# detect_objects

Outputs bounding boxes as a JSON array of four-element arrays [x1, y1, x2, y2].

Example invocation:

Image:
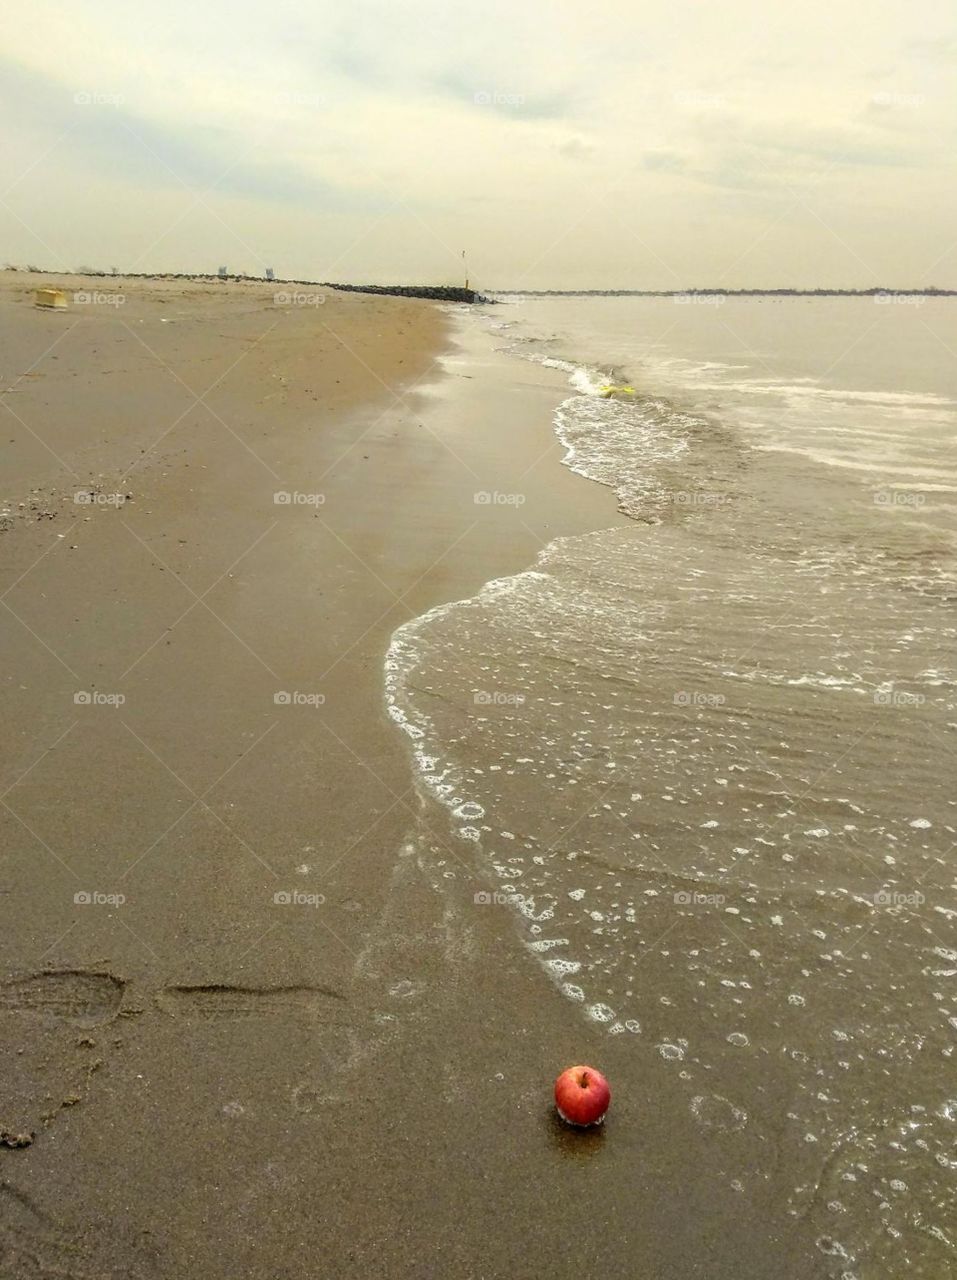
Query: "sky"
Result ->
[[1, 0, 955, 289]]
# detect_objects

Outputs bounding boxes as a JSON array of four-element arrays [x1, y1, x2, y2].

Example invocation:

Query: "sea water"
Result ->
[[386, 296, 957, 1273]]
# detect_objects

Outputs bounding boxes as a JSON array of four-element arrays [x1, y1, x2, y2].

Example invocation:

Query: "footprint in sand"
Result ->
[[0, 970, 128, 1145], [0, 969, 125, 1028], [0, 1179, 163, 1278], [154, 982, 343, 1020]]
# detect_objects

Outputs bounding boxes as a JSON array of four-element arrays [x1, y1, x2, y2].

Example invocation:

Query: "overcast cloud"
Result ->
[[1, 0, 954, 287]]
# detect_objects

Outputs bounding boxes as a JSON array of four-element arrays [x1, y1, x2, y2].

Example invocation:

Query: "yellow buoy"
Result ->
[[35, 288, 68, 311], [599, 384, 636, 399]]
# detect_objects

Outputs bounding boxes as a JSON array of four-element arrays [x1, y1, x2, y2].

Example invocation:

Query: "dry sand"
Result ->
[[0, 272, 824, 1278]]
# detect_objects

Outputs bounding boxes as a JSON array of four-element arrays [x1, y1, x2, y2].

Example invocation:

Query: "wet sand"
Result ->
[[0, 273, 828, 1277]]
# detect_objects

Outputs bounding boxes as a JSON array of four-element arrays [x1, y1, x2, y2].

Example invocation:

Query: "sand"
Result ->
[[0, 272, 825, 1277]]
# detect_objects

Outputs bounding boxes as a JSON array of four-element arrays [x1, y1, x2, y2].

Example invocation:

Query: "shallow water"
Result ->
[[387, 298, 957, 1275]]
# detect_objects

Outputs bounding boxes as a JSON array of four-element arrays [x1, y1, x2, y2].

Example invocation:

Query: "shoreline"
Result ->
[[10, 265, 952, 299], [1, 278, 853, 1276], [0, 275, 653, 1277], [3, 275, 907, 1276], [6, 265, 485, 304], [380, 299, 957, 1279]]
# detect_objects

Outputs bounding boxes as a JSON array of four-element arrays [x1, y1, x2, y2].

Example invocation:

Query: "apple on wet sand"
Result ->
[[554, 1064, 611, 1127]]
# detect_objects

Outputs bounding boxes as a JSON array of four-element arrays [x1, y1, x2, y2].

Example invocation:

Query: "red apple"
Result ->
[[554, 1064, 611, 1127]]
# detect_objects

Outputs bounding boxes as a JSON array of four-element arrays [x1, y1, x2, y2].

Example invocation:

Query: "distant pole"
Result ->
[[462, 249, 468, 291]]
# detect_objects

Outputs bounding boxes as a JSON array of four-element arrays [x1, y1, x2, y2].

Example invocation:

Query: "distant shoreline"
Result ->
[[1, 266, 483, 304], [4, 267, 952, 300], [490, 287, 956, 297]]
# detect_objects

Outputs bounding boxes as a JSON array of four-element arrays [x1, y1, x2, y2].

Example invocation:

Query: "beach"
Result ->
[[2, 274, 953, 1278], [0, 273, 703, 1279]]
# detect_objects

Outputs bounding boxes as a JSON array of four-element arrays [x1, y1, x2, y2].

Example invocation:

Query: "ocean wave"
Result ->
[[384, 301, 957, 1267]]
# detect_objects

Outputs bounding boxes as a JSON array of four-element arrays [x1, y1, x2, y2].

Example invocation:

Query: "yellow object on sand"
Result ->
[[599, 384, 635, 398], [35, 288, 68, 310]]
